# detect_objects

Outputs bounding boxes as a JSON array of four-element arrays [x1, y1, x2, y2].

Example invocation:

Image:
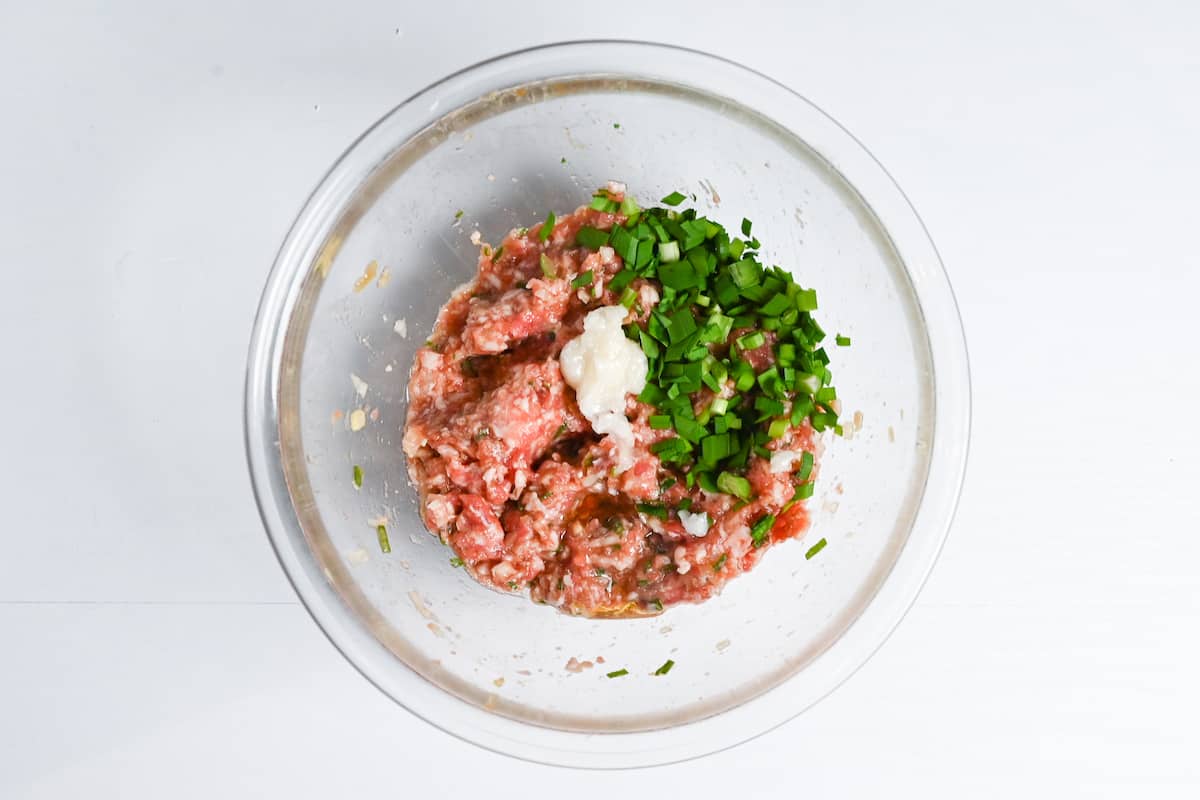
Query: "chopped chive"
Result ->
[[571, 270, 595, 288], [636, 502, 669, 519], [660, 191, 687, 206], [651, 598, 664, 611], [620, 195, 641, 216], [575, 226, 610, 250], [716, 472, 752, 500], [798, 450, 814, 481], [712, 553, 727, 571], [352, 465, 363, 488], [654, 659, 675, 676], [449, 556, 464, 567], [539, 211, 556, 242], [836, 334, 851, 346], [659, 240, 681, 262], [620, 286, 638, 308], [376, 524, 391, 554], [540, 253, 555, 278], [454, 209, 463, 219], [750, 513, 776, 547], [805, 537, 827, 559], [606, 668, 629, 678], [736, 331, 765, 351]]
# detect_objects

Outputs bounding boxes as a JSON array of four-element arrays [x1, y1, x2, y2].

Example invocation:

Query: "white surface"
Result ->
[[1, 0, 1197, 796]]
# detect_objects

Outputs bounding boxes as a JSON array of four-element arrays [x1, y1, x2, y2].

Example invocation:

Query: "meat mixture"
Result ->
[[403, 186, 824, 617]]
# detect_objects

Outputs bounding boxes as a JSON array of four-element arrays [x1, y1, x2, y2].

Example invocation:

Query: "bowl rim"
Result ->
[[245, 38, 971, 769]]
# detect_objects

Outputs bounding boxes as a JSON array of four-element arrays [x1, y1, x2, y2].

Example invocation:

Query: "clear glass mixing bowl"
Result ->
[[245, 40, 970, 768]]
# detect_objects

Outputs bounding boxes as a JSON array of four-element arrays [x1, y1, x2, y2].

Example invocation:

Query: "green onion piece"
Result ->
[[796, 481, 815, 500], [836, 334, 851, 346], [649, 415, 672, 430], [794, 288, 818, 311], [620, 195, 641, 215], [798, 450, 814, 481], [815, 387, 837, 404], [571, 270, 595, 288], [750, 513, 776, 547], [654, 659, 675, 676], [636, 502, 669, 519], [659, 240, 681, 262], [712, 553, 727, 571], [673, 416, 707, 444], [575, 226, 610, 250], [710, 397, 730, 415], [760, 293, 792, 317], [794, 372, 821, 395], [620, 286, 638, 308], [716, 472, 752, 500], [661, 190, 687, 206], [736, 331, 765, 351], [607, 668, 629, 678], [767, 418, 789, 439], [651, 599, 664, 612], [376, 524, 391, 554], [454, 209, 464, 219], [729, 259, 761, 288], [540, 253, 555, 278], [741, 218, 752, 236], [608, 268, 636, 292], [352, 465, 363, 488], [450, 556, 464, 567], [539, 211, 556, 242], [805, 537, 827, 559]]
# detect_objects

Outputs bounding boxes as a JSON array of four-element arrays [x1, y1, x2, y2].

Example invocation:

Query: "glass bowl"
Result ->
[[245, 40, 970, 768]]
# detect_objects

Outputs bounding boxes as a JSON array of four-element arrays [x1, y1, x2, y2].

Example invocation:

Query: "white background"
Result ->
[[2, 1, 1197, 796]]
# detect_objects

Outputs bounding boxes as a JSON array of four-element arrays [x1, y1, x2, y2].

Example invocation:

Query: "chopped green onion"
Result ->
[[654, 659, 675, 676], [659, 240, 681, 262], [716, 472, 752, 500], [539, 211, 556, 242], [376, 524, 391, 554], [736, 331, 765, 351], [352, 465, 363, 488], [620, 195, 641, 216], [540, 253, 555, 278], [750, 513, 776, 547], [606, 668, 629, 678], [571, 270, 595, 288], [661, 190, 687, 206], [620, 286, 638, 308], [575, 226, 609, 250], [805, 537, 827, 559], [712, 553, 727, 571], [649, 415, 672, 430], [836, 334, 851, 346], [454, 209, 463, 219], [798, 450, 814, 481], [741, 218, 752, 236], [450, 556, 464, 567], [636, 502, 669, 519]]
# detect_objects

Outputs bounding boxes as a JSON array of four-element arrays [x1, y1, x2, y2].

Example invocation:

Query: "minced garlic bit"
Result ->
[[678, 509, 710, 537], [349, 408, 367, 431], [350, 373, 368, 398], [559, 306, 648, 473], [393, 317, 407, 337], [469, 230, 482, 246], [353, 260, 378, 292]]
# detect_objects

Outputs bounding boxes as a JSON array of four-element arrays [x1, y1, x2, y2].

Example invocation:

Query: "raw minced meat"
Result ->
[[403, 191, 818, 617]]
